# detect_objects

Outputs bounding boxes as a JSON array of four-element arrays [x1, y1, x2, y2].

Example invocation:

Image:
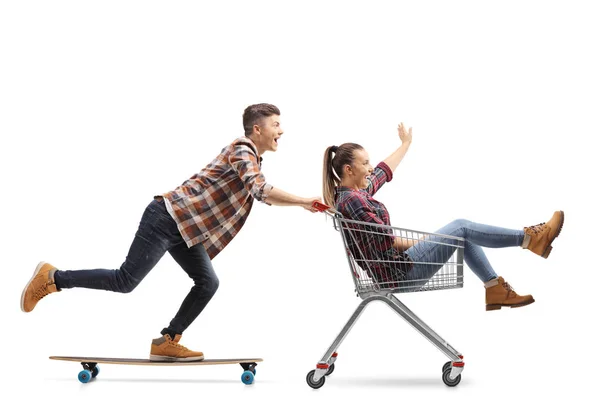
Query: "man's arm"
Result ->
[[229, 143, 320, 211], [265, 187, 320, 211], [392, 236, 418, 251]]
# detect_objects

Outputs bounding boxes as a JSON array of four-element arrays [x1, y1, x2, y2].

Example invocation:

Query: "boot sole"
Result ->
[[20, 261, 48, 312], [149, 355, 205, 362], [486, 298, 535, 311], [542, 211, 564, 259]]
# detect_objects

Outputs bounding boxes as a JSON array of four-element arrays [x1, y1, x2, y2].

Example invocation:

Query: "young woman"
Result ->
[[322, 123, 564, 311]]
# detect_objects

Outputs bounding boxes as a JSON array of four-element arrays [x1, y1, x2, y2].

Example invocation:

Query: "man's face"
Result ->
[[256, 115, 283, 153]]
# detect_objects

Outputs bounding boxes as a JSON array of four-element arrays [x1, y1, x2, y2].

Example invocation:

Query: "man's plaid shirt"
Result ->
[[160, 137, 272, 259]]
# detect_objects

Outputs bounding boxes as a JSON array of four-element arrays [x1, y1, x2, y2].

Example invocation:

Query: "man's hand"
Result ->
[[398, 122, 413, 145], [302, 197, 324, 213]]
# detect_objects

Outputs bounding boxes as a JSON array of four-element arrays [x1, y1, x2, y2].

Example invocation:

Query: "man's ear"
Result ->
[[253, 124, 261, 136]]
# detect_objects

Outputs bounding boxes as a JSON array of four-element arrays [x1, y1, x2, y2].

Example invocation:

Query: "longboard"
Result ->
[[49, 356, 262, 385]]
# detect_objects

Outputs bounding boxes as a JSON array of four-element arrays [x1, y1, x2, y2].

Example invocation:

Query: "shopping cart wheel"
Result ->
[[442, 368, 461, 387], [442, 361, 451, 372], [325, 363, 335, 376], [306, 370, 326, 389]]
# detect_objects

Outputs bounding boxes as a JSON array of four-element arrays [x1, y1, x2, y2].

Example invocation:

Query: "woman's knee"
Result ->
[[452, 218, 471, 228]]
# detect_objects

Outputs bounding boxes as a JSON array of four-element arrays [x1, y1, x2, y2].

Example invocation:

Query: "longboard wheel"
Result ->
[[91, 366, 100, 378], [78, 370, 92, 383], [241, 370, 254, 385]]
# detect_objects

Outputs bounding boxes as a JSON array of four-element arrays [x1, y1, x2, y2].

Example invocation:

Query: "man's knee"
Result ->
[[113, 270, 141, 293], [207, 276, 220, 295]]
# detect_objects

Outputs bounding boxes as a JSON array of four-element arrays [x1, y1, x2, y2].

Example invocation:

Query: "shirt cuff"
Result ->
[[259, 183, 274, 205], [377, 161, 393, 182]]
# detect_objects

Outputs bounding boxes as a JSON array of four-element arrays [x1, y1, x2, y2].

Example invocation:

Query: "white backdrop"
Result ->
[[1, 1, 598, 399]]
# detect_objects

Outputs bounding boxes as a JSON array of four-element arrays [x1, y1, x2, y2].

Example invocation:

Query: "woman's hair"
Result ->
[[322, 143, 364, 207]]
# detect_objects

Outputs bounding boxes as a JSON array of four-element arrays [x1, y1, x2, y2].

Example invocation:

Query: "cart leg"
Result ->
[[317, 297, 374, 364], [309, 296, 378, 385], [384, 294, 462, 361]]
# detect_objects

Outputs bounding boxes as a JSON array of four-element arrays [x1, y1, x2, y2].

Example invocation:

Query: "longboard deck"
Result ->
[[50, 356, 262, 366], [50, 355, 263, 384]]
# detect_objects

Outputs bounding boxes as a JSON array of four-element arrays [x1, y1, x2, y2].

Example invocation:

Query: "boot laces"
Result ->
[[503, 281, 517, 297], [168, 340, 189, 351], [526, 222, 546, 234], [33, 282, 51, 301]]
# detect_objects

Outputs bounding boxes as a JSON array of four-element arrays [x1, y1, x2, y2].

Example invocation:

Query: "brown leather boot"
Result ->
[[150, 334, 205, 361], [485, 277, 534, 311], [523, 211, 564, 258], [21, 261, 59, 312]]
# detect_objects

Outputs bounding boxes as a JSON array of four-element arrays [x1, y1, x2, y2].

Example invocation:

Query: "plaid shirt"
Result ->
[[335, 162, 412, 283], [159, 137, 272, 259]]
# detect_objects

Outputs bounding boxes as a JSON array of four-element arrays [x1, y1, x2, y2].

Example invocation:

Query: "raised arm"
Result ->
[[383, 122, 412, 173]]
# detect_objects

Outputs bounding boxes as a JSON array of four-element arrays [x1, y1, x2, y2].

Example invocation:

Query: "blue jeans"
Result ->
[[54, 199, 219, 337], [404, 219, 525, 283]]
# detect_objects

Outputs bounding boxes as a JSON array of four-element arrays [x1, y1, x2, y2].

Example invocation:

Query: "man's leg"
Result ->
[[149, 241, 217, 361], [162, 242, 219, 336], [21, 200, 176, 312]]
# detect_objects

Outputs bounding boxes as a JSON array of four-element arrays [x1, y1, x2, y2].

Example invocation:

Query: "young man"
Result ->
[[21, 103, 321, 361]]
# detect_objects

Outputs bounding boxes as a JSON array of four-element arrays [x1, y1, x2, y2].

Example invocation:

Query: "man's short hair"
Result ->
[[243, 103, 280, 137]]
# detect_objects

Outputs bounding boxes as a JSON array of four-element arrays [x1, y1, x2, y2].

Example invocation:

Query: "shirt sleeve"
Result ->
[[365, 161, 393, 197], [228, 143, 273, 203]]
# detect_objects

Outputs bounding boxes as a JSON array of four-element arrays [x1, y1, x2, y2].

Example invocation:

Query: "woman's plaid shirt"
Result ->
[[160, 137, 273, 259], [334, 162, 412, 282]]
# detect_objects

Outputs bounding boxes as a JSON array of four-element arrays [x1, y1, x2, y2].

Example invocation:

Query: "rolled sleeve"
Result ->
[[366, 161, 393, 196], [229, 144, 272, 204], [377, 161, 393, 182]]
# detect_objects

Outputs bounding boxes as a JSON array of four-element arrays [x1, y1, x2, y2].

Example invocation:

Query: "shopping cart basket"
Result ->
[[306, 202, 466, 388]]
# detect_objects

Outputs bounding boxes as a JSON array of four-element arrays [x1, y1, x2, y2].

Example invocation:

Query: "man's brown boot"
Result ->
[[150, 334, 205, 361], [523, 211, 564, 258], [21, 261, 59, 312], [485, 277, 535, 311]]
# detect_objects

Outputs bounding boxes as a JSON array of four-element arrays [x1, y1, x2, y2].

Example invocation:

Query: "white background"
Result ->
[[1, 1, 598, 399]]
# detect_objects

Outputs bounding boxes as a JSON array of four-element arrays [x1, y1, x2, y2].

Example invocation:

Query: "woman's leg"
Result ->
[[404, 218, 534, 310], [405, 218, 524, 283]]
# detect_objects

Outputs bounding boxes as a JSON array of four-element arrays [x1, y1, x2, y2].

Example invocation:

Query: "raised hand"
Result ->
[[397, 122, 413, 144]]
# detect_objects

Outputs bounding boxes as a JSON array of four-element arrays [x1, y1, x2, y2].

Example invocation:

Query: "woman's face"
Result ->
[[345, 149, 374, 189]]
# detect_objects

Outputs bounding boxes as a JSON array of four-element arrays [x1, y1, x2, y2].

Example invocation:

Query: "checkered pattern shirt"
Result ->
[[335, 162, 412, 282], [160, 137, 273, 259]]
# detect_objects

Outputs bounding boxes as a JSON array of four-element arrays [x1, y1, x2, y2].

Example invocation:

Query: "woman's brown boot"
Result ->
[[523, 211, 564, 258], [485, 277, 535, 311]]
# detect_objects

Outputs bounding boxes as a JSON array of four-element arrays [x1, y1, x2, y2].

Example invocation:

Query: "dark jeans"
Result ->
[[54, 199, 219, 337]]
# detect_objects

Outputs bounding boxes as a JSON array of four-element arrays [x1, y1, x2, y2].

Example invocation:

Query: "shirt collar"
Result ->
[[237, 136, 263, 163], [335, 186, 359, 193]]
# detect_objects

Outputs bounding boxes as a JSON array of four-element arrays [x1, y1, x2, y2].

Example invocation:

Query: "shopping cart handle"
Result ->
[[312, 200, 331, 212]]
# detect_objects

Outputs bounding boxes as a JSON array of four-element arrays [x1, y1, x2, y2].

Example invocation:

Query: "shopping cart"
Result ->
[[306, 201, 466, 388]]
